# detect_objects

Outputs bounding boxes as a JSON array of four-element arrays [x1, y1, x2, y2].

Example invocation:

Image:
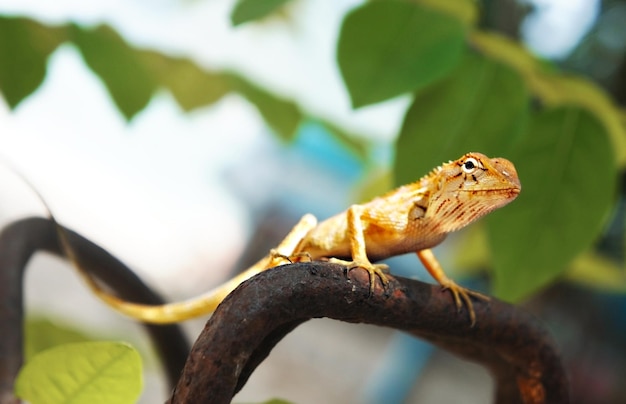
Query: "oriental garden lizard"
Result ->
[[16, 152, 521, 326]]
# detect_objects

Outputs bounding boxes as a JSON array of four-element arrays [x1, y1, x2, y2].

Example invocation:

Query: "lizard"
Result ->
[[15, 152, 521, 326]]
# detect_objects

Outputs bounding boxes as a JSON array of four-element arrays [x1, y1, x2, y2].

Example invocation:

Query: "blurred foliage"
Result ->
[[339, 0, 623, 302], [0, 17, 65, 107], [230, 0, 294, 26], [15, 341, 142, 404], [0, 0, 625, 304], [24, 316, 94, 361], [0, 16, 365, 152]]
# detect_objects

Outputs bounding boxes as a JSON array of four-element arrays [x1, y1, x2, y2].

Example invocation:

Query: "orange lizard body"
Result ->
[[34, 152, 521, 325]]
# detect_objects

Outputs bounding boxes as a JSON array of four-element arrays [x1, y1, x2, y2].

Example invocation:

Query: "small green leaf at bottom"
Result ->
[[25, 317, 94, 360], [15, 341, 142, 404]]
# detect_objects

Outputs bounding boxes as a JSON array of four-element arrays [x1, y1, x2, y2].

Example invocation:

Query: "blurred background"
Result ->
[[0, 0, 625, 403]]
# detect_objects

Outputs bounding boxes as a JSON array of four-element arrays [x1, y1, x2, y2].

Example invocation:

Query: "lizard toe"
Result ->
[[440, 279, 488, 327], [356, 262, 390, 294], [331, 259, 390, 293]]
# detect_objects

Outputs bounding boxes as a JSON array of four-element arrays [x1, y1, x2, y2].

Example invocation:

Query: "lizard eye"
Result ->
[[462, 157, 479, 174]]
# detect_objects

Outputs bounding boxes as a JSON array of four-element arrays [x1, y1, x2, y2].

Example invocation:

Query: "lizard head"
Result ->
[[424, 152, 521, 232]]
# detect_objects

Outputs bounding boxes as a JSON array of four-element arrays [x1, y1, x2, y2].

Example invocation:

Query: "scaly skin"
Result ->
[[23, 152, 521, 325]]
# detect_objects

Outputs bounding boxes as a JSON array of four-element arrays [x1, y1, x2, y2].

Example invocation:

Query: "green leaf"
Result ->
[[25, 317, 93, 361], [394, 51, 529, 185], [470, 31, 546, 85], [0, 17, 65, 107], [70, 24, 157, 120], [229, 75, 301, 141], [535, 74, 626, 167], [487, 107, 617, 302], [15, 341, 142, 404], [337, 1, 465, 108], [231, 0, 293, 26], [416, 0, 478, 27], [472, 30, 626, 167], [140, 50, 231, 111]]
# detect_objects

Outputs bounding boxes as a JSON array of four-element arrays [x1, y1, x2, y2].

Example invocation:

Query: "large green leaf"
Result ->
[[394, 51, 529, 185], [15, 341, 142, 404], [472, 30, 626, 166], [70, 24, 157, 120], [337, 1, 465, 108], [487, 107, 617, 302], [230, 0, 294, 26], [0, 17, 65, 107]]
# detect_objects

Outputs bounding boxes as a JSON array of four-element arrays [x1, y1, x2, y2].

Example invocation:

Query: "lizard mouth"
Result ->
[[463, 187, 521, 197]]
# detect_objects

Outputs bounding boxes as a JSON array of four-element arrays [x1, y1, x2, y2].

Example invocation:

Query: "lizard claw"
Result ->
[[361, 263, 390, 294], [440, 279, 490, 326], [329, 258, 389, 294]]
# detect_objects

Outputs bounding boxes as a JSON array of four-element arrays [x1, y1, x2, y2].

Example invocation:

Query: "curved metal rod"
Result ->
[[168, 261, 569, 404]]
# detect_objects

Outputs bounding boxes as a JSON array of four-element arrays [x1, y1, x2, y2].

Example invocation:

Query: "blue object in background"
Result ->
[[361, 332, 435, 404]]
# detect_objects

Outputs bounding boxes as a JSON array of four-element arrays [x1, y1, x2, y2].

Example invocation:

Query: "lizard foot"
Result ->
[[439, 278, 490, 326], [268, 249, 312, 267], [329, 258, 389, 294]]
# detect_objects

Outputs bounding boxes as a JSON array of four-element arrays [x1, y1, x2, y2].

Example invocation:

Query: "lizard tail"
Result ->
[[66, 212, 317, 324], [9, 158, 319, 325], [82, 256, 271, 324]]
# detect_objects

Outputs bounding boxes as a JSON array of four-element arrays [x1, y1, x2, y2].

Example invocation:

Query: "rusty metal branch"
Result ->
[[168, 261, 569, 404], [0, 217, 190, 403]]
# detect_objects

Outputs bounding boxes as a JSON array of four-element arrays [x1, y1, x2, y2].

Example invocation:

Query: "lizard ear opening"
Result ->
[[409, 203, 426, 221]]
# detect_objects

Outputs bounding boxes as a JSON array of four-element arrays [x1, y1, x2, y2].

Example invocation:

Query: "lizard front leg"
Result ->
[[330, 205, 389, 293], [417, 248, 489, 326]]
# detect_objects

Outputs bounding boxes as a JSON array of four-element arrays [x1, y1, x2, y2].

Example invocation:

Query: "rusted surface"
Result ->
[[0, 218, 190, 403], [169, 262, 569, 404]]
